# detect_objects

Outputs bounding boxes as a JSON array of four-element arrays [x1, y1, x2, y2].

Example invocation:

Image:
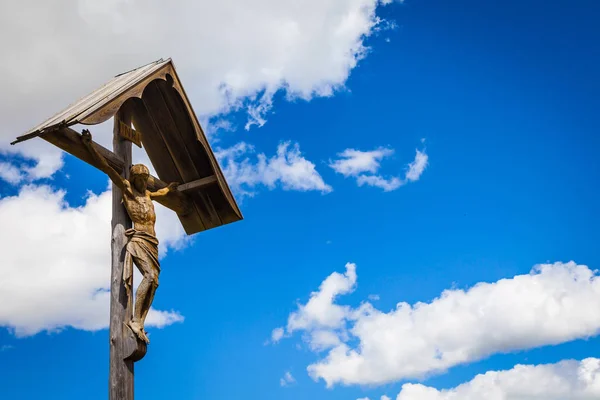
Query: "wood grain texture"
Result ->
[[123, 324, 147, 362], [129, 97, 206, 233], [166, 65, 243, 222], [118, 121, 142, 148], [155, 79, 222, 227], [40, 125, 191, 214], [109, 110, 135, 400], [177, 175, 217, 192], [141, 81, 219, 230], [41, 127, 124, 173], [78, 66, 171, 126]]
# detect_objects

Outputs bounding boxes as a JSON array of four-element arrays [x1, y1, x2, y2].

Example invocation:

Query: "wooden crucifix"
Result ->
[[11, 59, 242, 399]]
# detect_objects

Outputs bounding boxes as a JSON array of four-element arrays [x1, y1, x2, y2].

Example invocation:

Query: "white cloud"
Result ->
[[287, 263, 356, 332], [329, 148, 394, 177], [271, 327, 285, 342], [1, 0, 397, 178], [405, 149, 428, 182], [280, 371, 296, 387], [396, 358, 600, 400], [0, 162, 24, 184], [216, 141, 332, 198], [356, 174, 403, 191], [272, 263, 355, 351], [245, 93, 274, 130], [0, 184, 185, 336], [276, 261, 600, 387], [205, 118, 236, 140], [329, 146, 428, 191], [356, 393, 393, 399], [309, 330, 344, 352], [0, 148, 65, 185]]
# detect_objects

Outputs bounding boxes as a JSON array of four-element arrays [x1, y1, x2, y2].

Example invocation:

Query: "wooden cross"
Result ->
[[11, 59, 242, 399]]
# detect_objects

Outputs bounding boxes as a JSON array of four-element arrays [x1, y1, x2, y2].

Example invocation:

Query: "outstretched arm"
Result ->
[[149, 182, 179, 200], [81, 130, 133, 197]]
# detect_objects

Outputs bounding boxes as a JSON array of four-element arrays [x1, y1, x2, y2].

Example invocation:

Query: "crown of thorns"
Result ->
[[130, 164, 149, 177]]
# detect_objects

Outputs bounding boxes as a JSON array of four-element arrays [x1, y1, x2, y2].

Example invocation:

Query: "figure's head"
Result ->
[[130, 164, 149, 192]]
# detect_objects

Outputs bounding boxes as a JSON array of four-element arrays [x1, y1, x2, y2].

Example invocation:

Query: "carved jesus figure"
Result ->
[[81, 129, 177, 344]]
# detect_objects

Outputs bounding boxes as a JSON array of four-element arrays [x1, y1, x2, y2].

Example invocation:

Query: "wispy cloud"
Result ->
[[280, 371, 296, 387], [0, 150, 65, 185], [0, 162, 24, 185], [216, 141, 332, 198], [329, 144, 428, 191], [405, 149, 428, 182], [356, 175, 403, 191], [271, 327, 285, 342], [329, 148, 394, 177]]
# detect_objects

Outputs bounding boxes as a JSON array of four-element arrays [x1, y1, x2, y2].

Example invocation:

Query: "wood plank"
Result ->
[[166, 65, 243, 222], [129, 97, 206, 234], [109, 109, 135, 400], [156, 79, 213, 176], [177, 175, 217, 192], [156, 80, 222, 227], [41, 127, 124, 173], [118, 121, 142, 147], [142, 81, 200, 180], [142, 81, 220, 229], [39, 126, 191, 215], [79, 62, 171, 126]]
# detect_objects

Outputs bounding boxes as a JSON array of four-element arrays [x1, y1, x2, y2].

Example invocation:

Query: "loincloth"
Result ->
[[123, 228, 160, 287]]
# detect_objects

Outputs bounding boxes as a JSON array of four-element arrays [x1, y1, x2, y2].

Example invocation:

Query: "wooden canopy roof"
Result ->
[[12, 58, 242, 235]]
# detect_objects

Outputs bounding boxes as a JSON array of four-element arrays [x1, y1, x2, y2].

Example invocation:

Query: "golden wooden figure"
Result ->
[[82, 129, 176, 343]]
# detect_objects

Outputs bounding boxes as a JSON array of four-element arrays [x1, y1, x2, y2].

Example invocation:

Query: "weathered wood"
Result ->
[[13, 59, 243, 236], [118, 121, 142, 148], [166, 66, 242, 223], [123, 324, 147, 362], [78, 65, 172, 126], [177, 175, 217, 192], [143, 81, 220, 229], [40, 126, 191, 214], [129, 98, 206, 233], [41, 127, 124, 173], [156, 80, 222, 227], [109, 110, 136, 400]]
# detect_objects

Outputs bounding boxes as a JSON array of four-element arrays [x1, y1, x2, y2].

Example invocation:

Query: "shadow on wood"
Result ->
[[12, 58, 243, 236], [123, 324, 148, 362]]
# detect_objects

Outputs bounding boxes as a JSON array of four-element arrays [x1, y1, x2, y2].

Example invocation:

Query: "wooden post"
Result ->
[[109, 109, 134, 399]]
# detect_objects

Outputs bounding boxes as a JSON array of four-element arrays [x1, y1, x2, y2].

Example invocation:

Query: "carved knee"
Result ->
[[149, 272, 159, 288]]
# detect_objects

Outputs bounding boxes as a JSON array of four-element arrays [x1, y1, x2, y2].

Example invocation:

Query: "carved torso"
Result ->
[[122, 184, 156, 237]]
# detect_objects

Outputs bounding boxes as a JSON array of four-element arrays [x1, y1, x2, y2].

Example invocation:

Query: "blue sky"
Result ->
[[1, 0, 600, 399]]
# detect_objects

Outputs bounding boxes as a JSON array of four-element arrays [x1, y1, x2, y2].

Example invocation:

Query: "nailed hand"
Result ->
[[81, 129, 92, 145]]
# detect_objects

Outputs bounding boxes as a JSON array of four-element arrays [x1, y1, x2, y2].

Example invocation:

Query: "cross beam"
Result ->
[[39, 126, 217, 214]]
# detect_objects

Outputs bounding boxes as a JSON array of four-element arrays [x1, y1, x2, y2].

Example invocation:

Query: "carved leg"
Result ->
[[123, 252, 133, 305], [140, 270, 159, 327], [131, 275, 153, 343]]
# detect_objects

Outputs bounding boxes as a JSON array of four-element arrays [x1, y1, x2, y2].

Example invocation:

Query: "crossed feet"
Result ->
[[127, 320, 150, 344]]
